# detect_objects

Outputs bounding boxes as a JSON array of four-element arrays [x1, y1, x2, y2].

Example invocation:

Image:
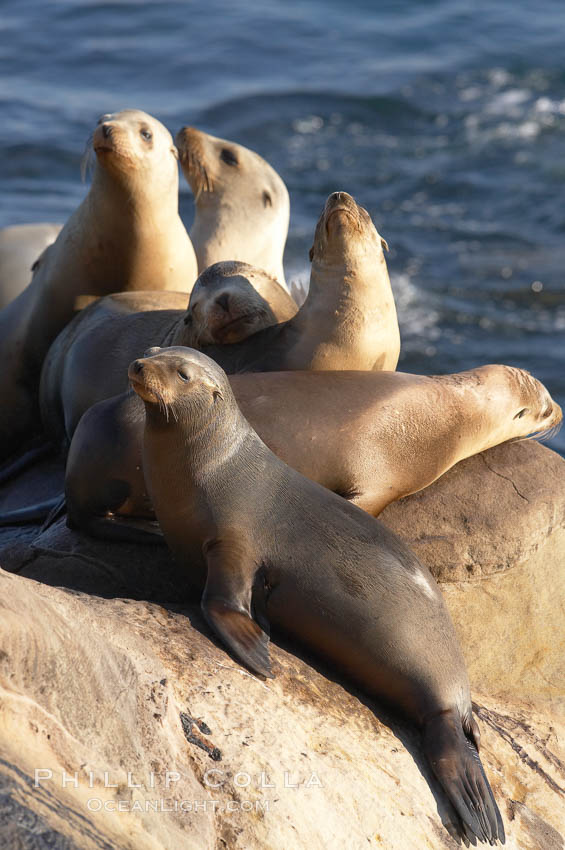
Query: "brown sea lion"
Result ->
[[39, 262, 297, 441], [56, 362, 561, 540], [40, 191, 399, 440], [0, 223, 62, 309], [176, 127, 290, 286], [185, 261, 297, 345], [129, 346, 505, 845], [0, 109, 197, 458]]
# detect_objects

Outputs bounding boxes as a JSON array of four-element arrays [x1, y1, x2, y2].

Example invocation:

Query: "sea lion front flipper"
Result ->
[[201, 539, 273, 679]]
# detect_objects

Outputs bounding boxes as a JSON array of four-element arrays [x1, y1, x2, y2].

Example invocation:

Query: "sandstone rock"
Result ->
[[1, 440, 564, 847], [380, 441, 565, 583], [380, 441, 565, 714], [1, 568, 564, 850]]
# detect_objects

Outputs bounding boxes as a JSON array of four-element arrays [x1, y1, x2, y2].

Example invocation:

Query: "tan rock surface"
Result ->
[[1, 439, 564, 847], [1, 568, 564, 850], [381, 441, 565, 582], [381, 441, 565, 714]]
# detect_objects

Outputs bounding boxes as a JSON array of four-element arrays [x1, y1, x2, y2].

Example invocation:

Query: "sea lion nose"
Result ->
[[329, 191, 345, 204], [102, 123, 112, 139], [132, 360, 144, 374], [215, 293, 230, 313]]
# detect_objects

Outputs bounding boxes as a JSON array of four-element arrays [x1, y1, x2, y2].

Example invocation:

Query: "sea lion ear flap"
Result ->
[[309, 245, 314, 262], [171, 145, 179, 161], [381, 237, 389, 252]]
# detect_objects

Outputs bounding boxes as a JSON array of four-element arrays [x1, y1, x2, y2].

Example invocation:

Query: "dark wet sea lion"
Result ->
[[129, 346, 505, 845], [176, 126, 290, 286], [0, 109, 197, 459]]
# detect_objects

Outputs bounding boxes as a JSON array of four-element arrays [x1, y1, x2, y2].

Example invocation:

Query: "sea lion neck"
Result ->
[[89, 160, 179, 225], [143, 395, 265, 491], [144, 392, 254, 453], [308, 243, 383, 301]]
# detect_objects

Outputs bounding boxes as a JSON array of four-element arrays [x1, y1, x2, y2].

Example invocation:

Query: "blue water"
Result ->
[[2, 0, 565, 452]]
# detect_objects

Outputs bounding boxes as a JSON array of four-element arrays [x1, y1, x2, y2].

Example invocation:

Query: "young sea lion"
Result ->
[[176, 126, 290, 286], [129, 346, 505, 845], [0, 109, 197, 459], [184, 261, 297, 345], [39, 262, 297, 441]]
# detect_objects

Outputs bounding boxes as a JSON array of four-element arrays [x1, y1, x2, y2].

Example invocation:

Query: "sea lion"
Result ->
[[0, 223, 61, 309], [0, 109, 197, 458], [55, 362, 561, 540], [185, 261, 297, 345], [129, 346, 505, 845], [176, 126, 289, 286], [39, 262, 297, 441], [193, 190, 400, 373], [40, 191, 399, 438]]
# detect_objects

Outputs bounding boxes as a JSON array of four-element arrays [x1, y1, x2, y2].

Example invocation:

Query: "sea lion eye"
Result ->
[[140, 128, 153, 142], [263, 191, 272, 207], [220, 148, 238, 166], [178, 369, 190, 382], [514, 408, 528, 419]]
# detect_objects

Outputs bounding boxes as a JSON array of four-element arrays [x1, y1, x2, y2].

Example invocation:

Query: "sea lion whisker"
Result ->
[[184, 148, 214, 199], [80, 136, 95, 182], [506, 420, 562, 444], [160, 396, 170, 423], [530, 421, 562, 443]]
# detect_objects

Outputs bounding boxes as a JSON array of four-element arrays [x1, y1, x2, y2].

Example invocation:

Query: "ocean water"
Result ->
[[1, 0, 564, 452]]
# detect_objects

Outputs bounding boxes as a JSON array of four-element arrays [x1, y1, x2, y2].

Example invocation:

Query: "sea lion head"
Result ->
[[309, 191, 389, 267], [90, 109, 179, 190], [184, 261, 297, 345], [175, 127, 289, 278], [502, 366, 563, 440], [129, 346, 230, 423]]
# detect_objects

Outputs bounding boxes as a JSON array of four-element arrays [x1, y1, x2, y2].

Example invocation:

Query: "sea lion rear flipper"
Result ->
[[201, 540, 273, 679], [423, 709, 505, 845]]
